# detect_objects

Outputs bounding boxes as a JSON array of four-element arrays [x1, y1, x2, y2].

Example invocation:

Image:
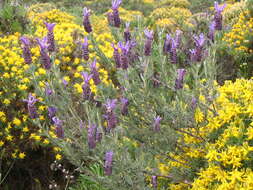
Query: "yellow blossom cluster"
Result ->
[[166, 78, 253, 189], [222, 1, 246, 25], [149, 6, 193, 31], [223, 10, 253, 54]]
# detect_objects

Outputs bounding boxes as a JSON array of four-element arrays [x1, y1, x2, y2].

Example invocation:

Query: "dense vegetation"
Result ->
[[0, 0, 253, 189]]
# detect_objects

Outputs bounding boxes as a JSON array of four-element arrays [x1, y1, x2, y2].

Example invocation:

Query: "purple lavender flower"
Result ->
[[81, 72, 94, 100], [118, 41, 130, 69], [104, 151, 113, 176], [90, 59, 101, 85], [37, 37, 51, 70], [103, 99, 118, 132], [170, 39, 177, 64], [62, 78, 68, 87], [175, 69, 186, 90], [163, 34, 172, 55], [208, 21, 215, 42], [144, 29, 153, 56], [83, 7, 92, 33], [174, 30, 182, 49], [124, 22, 131, 42], [191, 97, 197, 110], [20, 36, 32, 64], [81, 36, 89, 61], [104, 99, 117, 113], [112, 43, 121, 68], [52, 117, 64, 138], [23, 93, 38, 119], [45, 22, 56, 52], [153, 116, 162, 132], [121, 97, 129, 115], [45, 83, 53, 96], [111, 0, 122, 27], [152, 176, 158, 189], [48, 106, 57, 121], [214, 2, 226, 30], [88, 124, 97, 149], [191, 33, 205, 62], [95, 128, 102, 142], [107, 12, 114, 26]]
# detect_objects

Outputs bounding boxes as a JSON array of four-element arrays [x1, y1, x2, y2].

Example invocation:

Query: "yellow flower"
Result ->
[[13, 118, 21, 126], [0, 141, 4, 146], [3, 99, 11, 105], [55, 154, 62, 160], [19, 152, 26, 159]]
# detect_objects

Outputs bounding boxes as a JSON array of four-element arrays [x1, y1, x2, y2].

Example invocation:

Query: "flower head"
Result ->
[[112, 0, 122, 10], [104, 151, 114, 176], [144, 29, 153, 40], [45, 22, 56, 32], [214, 1, 226, 13], [104, 99, 117, 112], [175, 69, 186, 90]]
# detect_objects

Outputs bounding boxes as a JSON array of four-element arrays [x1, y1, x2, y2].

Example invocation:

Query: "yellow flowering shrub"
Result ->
[[223, 10, 253, 55], [223, 1, 246, 25], [166, 78, 253, 189], [157, 0, 190, 8]]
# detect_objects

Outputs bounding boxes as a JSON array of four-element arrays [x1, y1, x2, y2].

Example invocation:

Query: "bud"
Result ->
[[37, 37, 51, 70], [81, 36, 89, 61], [45, 22, 56, 52], [111, 0, 122, 27], [20, 36, 32, 64], [23, 93, 38, 119], [52, 117, 64, 138], [144, 29, 153, 56], [83, 7, 92, 33], [124, 22, 131, 42], [214, 2, 226, 30]]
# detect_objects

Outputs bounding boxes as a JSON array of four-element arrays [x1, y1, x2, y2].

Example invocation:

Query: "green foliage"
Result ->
[[0, 1, 29, 33]]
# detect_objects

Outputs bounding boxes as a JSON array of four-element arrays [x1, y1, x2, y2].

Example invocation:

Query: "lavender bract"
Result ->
[[118, 41, 130, 69], [82, 36, 89, 61], [83, 7, 92, 33], [112, 43, 121, 68], [190, 33, 205, 62], [88, 124, 97, 149], [37, 37, 51, 70], [81, 72, 94, 101], [124, 22, 131, 42], [52, 117, 64, 138], [111, 0, 122, 27], [208, 22, 215, 42], [23, 93, 38, 119], [45, 22, 56, 52], [90, 59, 101, 85], [144, 29, 153, 56], [153, 116, 162, 132], [20, 36, 32, 64], [107, 12, 114, 26], [48, 106, 57, 121], [104, 151, 113, 176], [214, 2, 226, 30], [120, 97, 129, 115], [175, 69, 186, 90]]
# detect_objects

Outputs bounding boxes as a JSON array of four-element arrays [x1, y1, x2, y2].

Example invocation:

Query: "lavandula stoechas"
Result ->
[[20, 36, 32, 64], [104, 151, 113, 176], [144, 29, 153, 56], [121, 97, 129, 115], [82, 36, 89, 61], [23, 93, 38, 119], [88, 124, 97, 149], [45, 22, 56, 52], [118, 41, 130, 69], [45, 83, 53, 96], [152, 176, 158, 189], [170, 39, 177, 64], [190, 33, 205, 62], [48, 106, 57, 122], [103, 99, 118, 132], [111, 0, 122, 27], [37, 37, 51, 70], [107, 12, 114, 26], [163, 34, 172, 55], [208, 22, 215, 43], [52, 117, 64, 138], [81, 72, 94, 101], [153, 116, 162, 132], [83, 7, 92, 33], [214, 2, 226, 30], [90, 59, 101, 85], [124, 22, 131, 42], [175, 69, 186, 90], [112, 43, 121, 68]]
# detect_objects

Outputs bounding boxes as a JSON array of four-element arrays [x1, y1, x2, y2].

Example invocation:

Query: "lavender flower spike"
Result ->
[[52, 117, 64, 138], [214, 1, 226, 30], [20, 36, 32, 64], [37, 37, 51, 70], [90, 58, 101, 85], [121, 97, 129, 115], [163, 34, 172, 55], [81, 72, 94, 100], [104, 151, 113, 176], [104, 99, 117, 113], [45, 22, 56, 52], [118, 41, 130, 69], [170, 39, 177, 64], [192, 33, 205, 62], [82, 36, 89, 61], [175, 69, 186, 90], [208, 22, 215, 42], [193, 33, 205, 48], [83, 7, 92, 33], [23, 93, 39, 119], [153, 116, 162, 132], [48, 106, 57, 121], [88, 124, 97, 149], [144, 29, 153, 56], [111, 0, 122, 27], [124, 22, 131, 42], [112, 43, 121, 68], [152, 176, 158, 189], [45, 82, 53, 96]]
